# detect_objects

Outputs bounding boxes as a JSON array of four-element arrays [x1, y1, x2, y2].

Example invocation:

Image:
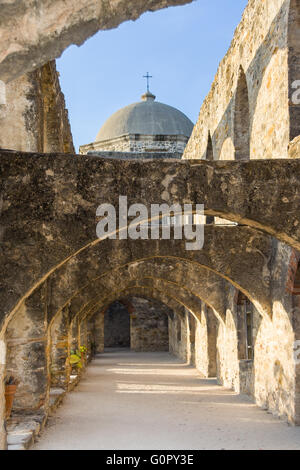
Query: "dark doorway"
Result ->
[[104, 301, 130, 347]]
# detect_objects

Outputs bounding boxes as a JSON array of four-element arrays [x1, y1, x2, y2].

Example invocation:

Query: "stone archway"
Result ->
[[234, 67, 250, 161], [206, 132, 214, 161], [0, 0, 192, 84]]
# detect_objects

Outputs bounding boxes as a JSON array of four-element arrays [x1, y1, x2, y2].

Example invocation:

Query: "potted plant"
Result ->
[[5, 375, 19, 419]]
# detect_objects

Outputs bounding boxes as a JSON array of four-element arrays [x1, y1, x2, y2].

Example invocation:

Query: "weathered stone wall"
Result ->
[[169, 309, 187, 362], [179, 0, 300, 425], [186, 309, 196, 365], [50, 307, 70, 388], [0, 71, 43, 152], [215, 287, 257, 395], [167, 239, 298, 425], [130, 297, 169, 352], [103, 297, 171, 351], [195, 308, 210, 377], [5, 286, 49, 413], [0, 0, 300, 443], [192, 304, 219, 379], [251, 241, 296, 422], [90, 311, 105, 354], [184, 0, 299, 161], [1, 148, 300, 432], [39, 61, 74, 154], [181, 240, 298, 423], [215, 289, 240, 391], [0, 61, 74, 153]]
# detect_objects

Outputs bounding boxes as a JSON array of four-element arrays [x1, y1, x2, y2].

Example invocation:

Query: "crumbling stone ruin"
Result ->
[[0, 0, 299, 451]]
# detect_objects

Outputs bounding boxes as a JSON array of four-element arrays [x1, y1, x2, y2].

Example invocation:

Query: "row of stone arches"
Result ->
[[2, 234, 299, 421], [1, 150, 300, 446], [205, 66, 250, 162], [4, 270, 259, 415], [203, 0, 300, 163]]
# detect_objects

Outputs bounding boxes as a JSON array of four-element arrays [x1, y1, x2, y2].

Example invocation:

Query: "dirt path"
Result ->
[[32, 349, 300, 450]]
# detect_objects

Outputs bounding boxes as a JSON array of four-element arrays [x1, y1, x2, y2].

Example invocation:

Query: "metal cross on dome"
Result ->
[[143, 72, 153, 92]]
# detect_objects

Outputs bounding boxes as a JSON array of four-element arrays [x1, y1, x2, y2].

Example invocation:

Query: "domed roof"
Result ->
[[95, 91, 194, 142]]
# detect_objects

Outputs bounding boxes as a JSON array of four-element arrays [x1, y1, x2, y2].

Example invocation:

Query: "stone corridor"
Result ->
[[1, 0, 300, 451], [32, 349, 300, 451]]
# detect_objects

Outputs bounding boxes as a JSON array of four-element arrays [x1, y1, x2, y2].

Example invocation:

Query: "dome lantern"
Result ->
[[141, 91, 156, 102]]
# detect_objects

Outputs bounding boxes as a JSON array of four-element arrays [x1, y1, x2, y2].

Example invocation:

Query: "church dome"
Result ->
[[95, 91, 194, 142]]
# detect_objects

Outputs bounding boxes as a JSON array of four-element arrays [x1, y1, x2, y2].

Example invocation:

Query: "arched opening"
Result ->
[[204, 131, 215, 234], [104, 297, 170, 353], [206, 131, 214, 161], [234, 67, 250, 161], [236, 290, 256, 396], [176, 316, 182, 343], [200, 303, 217, 378], [236, 291, 254, 361], [104, 301, 131, 349], [288, 0, 300, 141], [186, 309, 196, 364]]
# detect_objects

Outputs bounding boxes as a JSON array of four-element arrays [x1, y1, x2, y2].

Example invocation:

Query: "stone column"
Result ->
[[237, 302, 247, 360], [86, 317, 94, 360], [92, 310, 105, 354], [5, 284, 49, 412], [168, 308, 187, 361], [79, 319, 88, 349], [70, 316, 79, 353], [186, 309, 196, 365], [49, 306, 70, 389], [195, 306, 209, 376], [206, 306, 217, 377], [79, 319, 88, 368], [195, 304, 218, 378]]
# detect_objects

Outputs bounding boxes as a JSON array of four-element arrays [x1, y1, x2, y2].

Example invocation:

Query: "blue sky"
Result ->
[[56, 0, 248, 152]]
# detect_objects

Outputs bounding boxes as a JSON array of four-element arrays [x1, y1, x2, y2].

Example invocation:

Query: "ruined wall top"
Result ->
[[184, 0, 299, 161]]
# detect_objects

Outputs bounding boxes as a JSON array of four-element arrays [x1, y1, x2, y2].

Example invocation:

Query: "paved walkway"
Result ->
[[33, 349, 300, 450]]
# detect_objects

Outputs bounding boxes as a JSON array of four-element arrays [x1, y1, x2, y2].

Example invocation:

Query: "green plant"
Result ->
[[70, 350, 82, 369], [69, 345, 87, 369]]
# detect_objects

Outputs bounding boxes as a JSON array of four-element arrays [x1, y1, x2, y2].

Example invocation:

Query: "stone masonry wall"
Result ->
[[130, 297, 169, 352], [169, 309, 188, 362], [0, 61, 74, 153], [184, 0, 297, 161], [180, 241, 298, 423], [180, 0, 300, 424]]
